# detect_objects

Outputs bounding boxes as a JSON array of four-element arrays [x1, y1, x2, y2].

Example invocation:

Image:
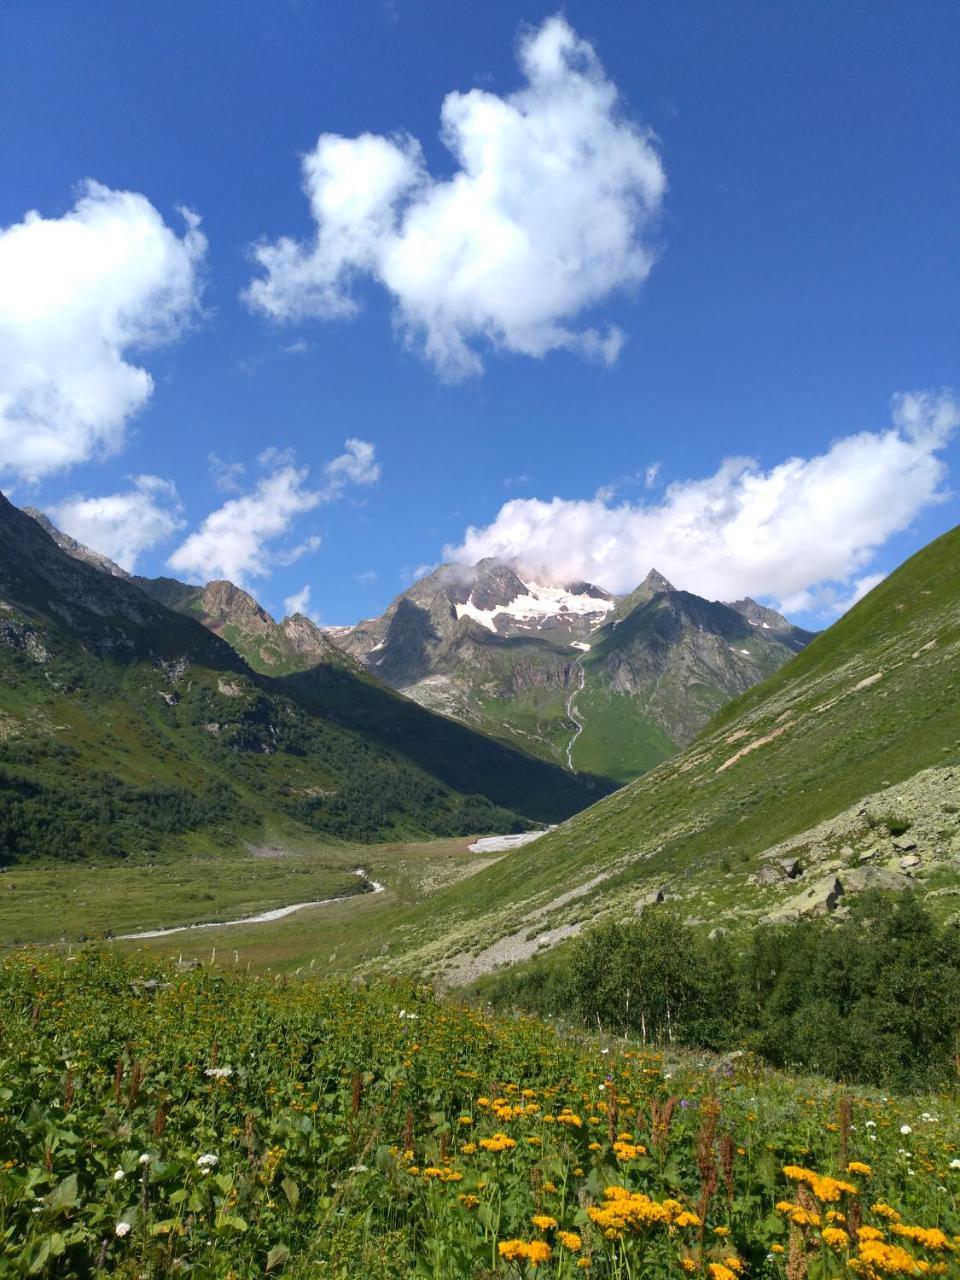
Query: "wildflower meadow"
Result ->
[[1, 951, 958, 1277]]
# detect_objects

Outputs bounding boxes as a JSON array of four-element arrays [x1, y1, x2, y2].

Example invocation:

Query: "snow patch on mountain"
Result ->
[[455, 579, 615, 633]]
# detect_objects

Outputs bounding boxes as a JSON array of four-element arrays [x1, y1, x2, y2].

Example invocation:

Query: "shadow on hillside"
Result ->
[[271, 660, 619, 825]]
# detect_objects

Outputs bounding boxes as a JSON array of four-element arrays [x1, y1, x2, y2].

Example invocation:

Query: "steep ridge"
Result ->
[[370, 524, 960, 982], [135, 576, 350, 675], [0, 496, 611, 864], [339, 561, 813, 781]]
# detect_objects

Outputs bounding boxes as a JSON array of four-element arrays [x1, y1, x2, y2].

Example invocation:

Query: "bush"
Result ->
[[483, 894, 960, 1091]]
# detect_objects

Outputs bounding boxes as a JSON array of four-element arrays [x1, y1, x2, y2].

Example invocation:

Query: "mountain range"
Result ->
[[0, 493, 610, 865], [336, 558, 814, 781]]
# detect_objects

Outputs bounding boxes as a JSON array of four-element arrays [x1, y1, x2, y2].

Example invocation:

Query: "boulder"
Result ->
[[899, 854, 921, 870], [756, 865, 782, 886], [635, 887, 665, 910], [841, 865, 913, 894], [763, 874, 844, 923], [778, 856, 802, 879], [892, 835, 917, 852], [858, 848, 879, 862]]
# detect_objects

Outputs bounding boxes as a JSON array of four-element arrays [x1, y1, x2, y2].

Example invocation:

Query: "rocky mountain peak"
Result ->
[[727, 597, 792, 632], [468, 560, 530, 612], [198, 580, 276, 635], [641, 568, 676, 595], [280, 612, 342, 662]]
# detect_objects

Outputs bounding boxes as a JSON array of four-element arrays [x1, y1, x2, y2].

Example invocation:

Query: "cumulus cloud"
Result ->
[[168, 440, 379, 585], [245, 15, 665, 378], [445, 391, 959, 612], [53, 475, 185, 572], [0, 181, 205, 482], [283, 583, 321, 623]]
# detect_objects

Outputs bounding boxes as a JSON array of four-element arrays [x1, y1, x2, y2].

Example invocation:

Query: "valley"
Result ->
[[2, 495, 959, 1280]]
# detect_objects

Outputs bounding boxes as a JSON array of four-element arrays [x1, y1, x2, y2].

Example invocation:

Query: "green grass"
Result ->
[[0, 851, 357, 945], [571, 685, 675, 782], [0, 833, 493, 960]]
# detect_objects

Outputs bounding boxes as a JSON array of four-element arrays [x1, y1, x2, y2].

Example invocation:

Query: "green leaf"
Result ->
[[281, 1176, 299, 1208], [28, 1239, 51, 1276], [48, 1174, 78, 1213], [266, 1244, 291, 1271], [28, 1234, 63, 1275], [218, 1214, 248, 1233]]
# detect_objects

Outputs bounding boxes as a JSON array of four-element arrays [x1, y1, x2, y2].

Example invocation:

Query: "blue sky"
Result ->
[[0, 0, 957, 627]]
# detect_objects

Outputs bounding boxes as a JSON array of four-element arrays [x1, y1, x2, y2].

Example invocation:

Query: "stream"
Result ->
[[114, 869, 385, 940], [565, 657, 586, 771]]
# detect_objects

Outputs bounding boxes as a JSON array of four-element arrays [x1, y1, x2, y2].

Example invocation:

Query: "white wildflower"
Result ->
[[900, 1124, 912, 1135], [138, 1153, 151, 1165], [204, 1066, 234, 1079], [113, 1169, 125, 1181], [865, 1120, 877, 1128], [949, 1158, 960, 1169], [197, 1153, 219, 1170], [115, 1221, 132, 1238]]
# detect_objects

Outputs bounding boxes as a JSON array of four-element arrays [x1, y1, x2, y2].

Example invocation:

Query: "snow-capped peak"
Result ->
[[455, 578, 616, 635]]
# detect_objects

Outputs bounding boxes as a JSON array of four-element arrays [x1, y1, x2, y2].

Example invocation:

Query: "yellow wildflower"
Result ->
[[532, 1214, 557, 1231], [823, 1226, 850, 1248]]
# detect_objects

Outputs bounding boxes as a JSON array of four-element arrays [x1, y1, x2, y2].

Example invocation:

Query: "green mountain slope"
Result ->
[[0, 495, 610, 865], [369, 524, 960, 982]]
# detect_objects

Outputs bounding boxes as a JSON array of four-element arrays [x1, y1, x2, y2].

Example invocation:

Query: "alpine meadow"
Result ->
[[1, 4, 959, 1278]]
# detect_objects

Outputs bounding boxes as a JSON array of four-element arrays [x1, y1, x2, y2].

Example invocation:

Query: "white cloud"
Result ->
[[169, 464, 323, 585], [168, 439, 379, 585], [283, 583, 321, 623], [0, 181, 205, 482], [781, 572, 888, 618], [208, 453, 246, 493], [444, 391, 959, 612], [53, 475, 184, 572], [245, 15, 665, 378], [322, 437, 380, 495]]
